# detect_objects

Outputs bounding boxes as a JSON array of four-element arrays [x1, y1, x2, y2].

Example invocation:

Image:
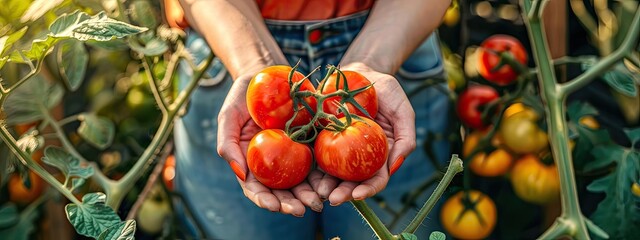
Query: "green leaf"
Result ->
[[19, 0, 64, 23], [129, 38, 168, 56], [572, 125, 612, 171], [567, 101, 599, 122], [583, 145, 621, 172], [429, 231, 446, 240], [401, 232, 419, 240], [0, 27, 28, 56], [57, 39, 88, 91], [0, 204, 19, 228], [85, 39, 129, 50], [97, 220, 136, 240], [50, 11, 147, 41], [8, 36, 59, 63], [624, 127, 640, 147], [43, 146, 94, 184], [65, 193, 121, 238], [602, 63, 638, 97], [587, 144, 640, 239], [77, 114, 115, 150], [0, 203, 39, 240], [4, 76, 64, 124], [130, 0, 158, 29]]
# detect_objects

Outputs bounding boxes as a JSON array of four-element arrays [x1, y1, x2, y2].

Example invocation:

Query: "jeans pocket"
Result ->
[[180, 30, 228, 87], [397, 33, 444, 80]]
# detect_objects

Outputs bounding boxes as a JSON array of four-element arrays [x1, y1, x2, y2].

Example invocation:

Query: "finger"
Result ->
[[315, 174, 340, 201], [239, 174, 280, 212], [352, 169, 390, 200], [272, 190, 305, 217], [328, 181, 358, 206], [387, 106, 416, 175], [291, 182, 323, 212], [307, 170, 324, 191], [217, 81, 252, 181]]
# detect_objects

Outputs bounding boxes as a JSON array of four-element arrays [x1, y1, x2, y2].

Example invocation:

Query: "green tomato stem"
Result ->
[[350, 200, 397, 240], [403, 154, 464, 234]]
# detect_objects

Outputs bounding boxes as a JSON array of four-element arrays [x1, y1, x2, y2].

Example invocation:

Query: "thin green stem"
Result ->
[[559, 7, 640, 97], [0, 126, 82, 206], [142, 57, 169, 113], [351, 200, 396, 240], [404, 154, 464, 234], [108, 53, 215, 209]]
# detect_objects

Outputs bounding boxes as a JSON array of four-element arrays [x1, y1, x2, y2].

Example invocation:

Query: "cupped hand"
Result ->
[[216, 73, 324, 216], [310, 63, 416, 206]]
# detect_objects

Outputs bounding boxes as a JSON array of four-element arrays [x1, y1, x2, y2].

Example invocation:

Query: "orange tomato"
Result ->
[[441, 190, 497, 239], [9, 171, 46, 205]]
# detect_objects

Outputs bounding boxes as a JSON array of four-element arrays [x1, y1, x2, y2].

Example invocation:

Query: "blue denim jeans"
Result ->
[[173, 11, 450, 240]]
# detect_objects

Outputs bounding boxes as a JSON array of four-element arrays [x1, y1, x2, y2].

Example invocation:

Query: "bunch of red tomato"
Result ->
[[244, 65, 388, 189], [442, 35, 573, 239]]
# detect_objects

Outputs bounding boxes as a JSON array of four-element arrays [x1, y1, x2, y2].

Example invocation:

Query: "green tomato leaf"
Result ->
[[97, 220, 136, 240], [4, 76, 64, 124], [57, 39, 88, 91], [19, 0, 64, 23], [601, 63, 638, 97], [583, 145, 621, 173], [401, 232, 419, 240], [65, 193, 121, 239], [77, 114, 115, 150], [0, 204, 19, 228], [0, 27, 28, 57], [429, 231, 446, 240], [85, 39, 129, 51], [43, 146, 94, 182], [623, 127, 640, 147], [0, 203, 39, 240], [130, 0, 158, 29], [8, 36, 59, 63], [129, 38, 168, 56], [0, 0, 30, 25], [587, 144, 640, 239], [50, 11, 147, 41], [567, 101, 599, 122]]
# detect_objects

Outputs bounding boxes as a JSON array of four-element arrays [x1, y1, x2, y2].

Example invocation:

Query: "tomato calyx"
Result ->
[[483, 48, 529, 77], [455, 191, 489, 226]]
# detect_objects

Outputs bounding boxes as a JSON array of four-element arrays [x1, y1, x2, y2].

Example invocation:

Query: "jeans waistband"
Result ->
[[264, 10, 369, 32]]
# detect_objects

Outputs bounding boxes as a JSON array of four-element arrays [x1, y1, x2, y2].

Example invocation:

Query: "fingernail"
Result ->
[[292, 213, 304, 218], [329, 201, 341, 207], [228, 161, 246, 181], [311, 202, 323, 212], [389, 156, 405, 176]]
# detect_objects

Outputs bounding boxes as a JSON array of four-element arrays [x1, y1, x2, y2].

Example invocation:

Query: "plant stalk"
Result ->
[[522, 1, 590, 239], [404, 154, 463, 234], [351, 200, 396, 240]]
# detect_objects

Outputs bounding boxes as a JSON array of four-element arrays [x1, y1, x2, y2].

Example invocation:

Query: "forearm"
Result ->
[[179, 0, 287, 78], [340, 0, 450, 74]]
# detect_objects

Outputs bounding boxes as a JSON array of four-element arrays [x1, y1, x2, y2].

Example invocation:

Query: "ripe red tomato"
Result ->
[[477, 35, 528, 85], [246, 129, 312, 189], [314, 117, 388, 182], [247, 66, 317, 130], [318, 70, 378, 123], [457, 85, 500, 129]]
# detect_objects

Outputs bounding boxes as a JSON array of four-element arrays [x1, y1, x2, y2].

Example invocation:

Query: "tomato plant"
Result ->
[[162, 155, 176, 191], [136, 184, 172, 235], [8, 171, 46, 205], [440, 190, 497, 240], [318, 70, 378, 123], [463, 130, 513, 177], [499, 107, 548, 154], [314, 117, 388, 182], [510, 155, 560, 205], [246, 66, 317, 130], [246, 129, 312, 189], [476, 34, 528, 85], [457, 85, 500, 129]]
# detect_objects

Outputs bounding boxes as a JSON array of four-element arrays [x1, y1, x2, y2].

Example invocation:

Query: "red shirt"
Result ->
[[257, 0, 373, 20]]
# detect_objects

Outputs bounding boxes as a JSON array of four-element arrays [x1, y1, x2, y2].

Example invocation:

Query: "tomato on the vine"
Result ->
[[499, 108, 548, 154], [318, 70, 378, 123], [463, 130, 513, 177], [457, 85, 500, 129], [247, 66, 317, 130], [247, 129, 312, 189], [510, 155, 560, 205], [9, 170, 46, 205], [477, 34, 528, 85], [163, 154, 176, 191], [579, 116, 600, 129], [632, 182, 640, 197], [314, 117, 388, 182], [441, 190, 497, 240]]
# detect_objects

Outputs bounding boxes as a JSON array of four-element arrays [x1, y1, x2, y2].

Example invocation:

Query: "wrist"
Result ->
[[339, 58, 398, 76]]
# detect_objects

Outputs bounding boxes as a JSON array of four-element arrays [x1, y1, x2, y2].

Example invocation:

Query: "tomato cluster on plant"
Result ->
[[245, 65, 388, 189]]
